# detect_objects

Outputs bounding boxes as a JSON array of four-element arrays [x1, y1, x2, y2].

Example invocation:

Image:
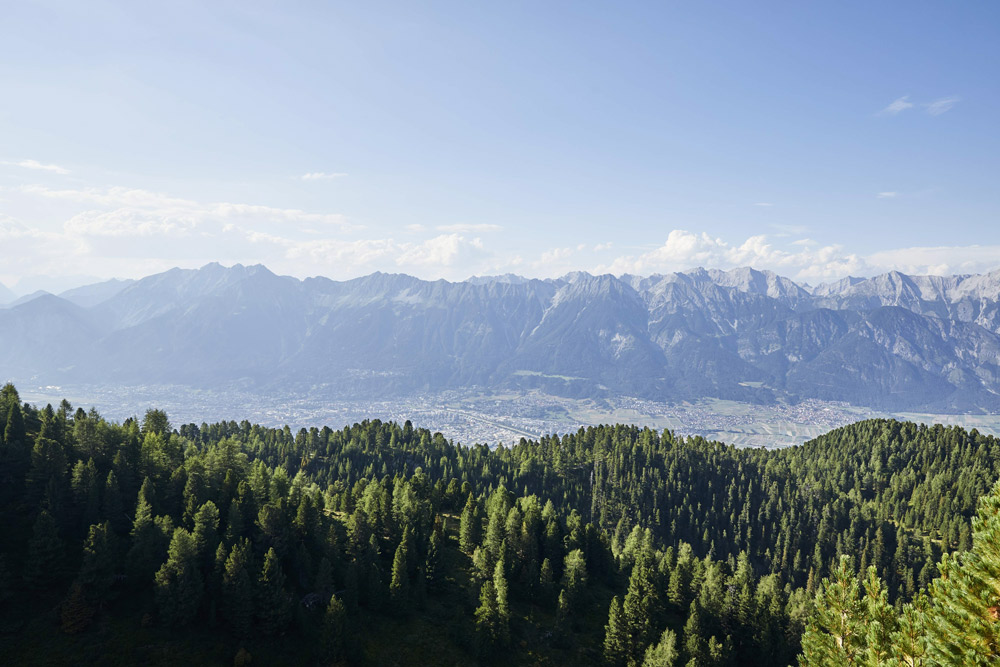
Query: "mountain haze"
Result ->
[[3, 263, 1000, 412]]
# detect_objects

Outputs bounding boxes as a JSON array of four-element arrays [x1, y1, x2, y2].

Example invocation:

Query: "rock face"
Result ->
[[4, 262, 1000, 412]]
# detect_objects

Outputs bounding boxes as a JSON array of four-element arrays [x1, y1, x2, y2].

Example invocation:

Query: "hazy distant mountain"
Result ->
[[59, 278, 135, 308], [1, 290, 53, 309], [0, 282, 15, 305], [3, 262, 1000, 412]]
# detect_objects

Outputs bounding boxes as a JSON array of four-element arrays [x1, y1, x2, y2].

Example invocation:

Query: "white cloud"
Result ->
[[865, 244, 1000, 276], [284, 238, 398, 266], [535, 246, 579, 268], [878, 95, 959, 118], [301, 172, 347, 181], [753, 202, 773, 207], [435, 223, 503, 233], [925, 97, 959, 116], [396, 234, 485, 268], [5, 181, 514, 282], [594, 242, 613, 251], [540, 247, 574, 263], [599, 229, 1000, 283], [3, 159, 70, 175], [879, 96, 914, 115], [20, 185, 353, 237], [770, 223, 809, 236], [877, 192, 898, 199]]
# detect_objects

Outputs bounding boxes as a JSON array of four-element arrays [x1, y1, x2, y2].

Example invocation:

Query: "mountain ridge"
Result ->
[[4, 262, 1000, 412]]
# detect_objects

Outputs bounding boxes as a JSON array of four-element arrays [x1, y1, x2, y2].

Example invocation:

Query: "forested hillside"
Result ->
[[1, 382, 999, 665]]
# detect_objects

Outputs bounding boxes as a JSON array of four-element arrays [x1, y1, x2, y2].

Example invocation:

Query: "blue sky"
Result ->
[[1, 1, 998, 292]]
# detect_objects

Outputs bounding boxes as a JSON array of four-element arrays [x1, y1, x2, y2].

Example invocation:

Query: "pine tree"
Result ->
[[555, 588, 571, 642], [103, 471, 126, 534], [540, 557, 555, 600], [475, 579, 500, 653], [224, 499, 245, 545], [0, 396, 28, 504], [4, 398, 26, 449], [222, 539, 253, 637], [891, 594, 928, 667], [425, 526, 442, 589], [154, 527, 203, 627], [60, 582, 95, 634], [126, 494, 161, 584], [603, 595, 629, 666], [314, 556, 334, 598], [562, 548, 587, 607], [642, 628, 679, 667], [624, 547, 662, 661], [483, 507, 506, 574], [860, 566, 896, 665], [459, 493, 480, 554], [390, 536, 410, 613], [321, 594, 347, 662], [27, 436, 66, 504], [256, 547, 291, 635], [192, 501, 220, 571], [77, 522, 116, 607], [799, 556, 863, 666], [682, 600, 707, 666], [494, 554, 510, 647], [924, 479, 1000, 665], [23, 509, 64, 588], [344, 561, 360, 614]]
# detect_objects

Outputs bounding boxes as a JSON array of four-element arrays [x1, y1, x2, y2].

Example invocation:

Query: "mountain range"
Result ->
[[3, 263, 1000, 412]]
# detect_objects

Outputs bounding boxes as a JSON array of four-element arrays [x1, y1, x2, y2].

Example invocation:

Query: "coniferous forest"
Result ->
[[2, 381, 1000, 665]]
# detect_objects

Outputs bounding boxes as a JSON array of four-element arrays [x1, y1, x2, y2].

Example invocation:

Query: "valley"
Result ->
[[18, 383, 1000, 448]]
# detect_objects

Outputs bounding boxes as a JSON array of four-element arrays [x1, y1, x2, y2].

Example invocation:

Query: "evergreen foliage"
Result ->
[[3, 382, 1000, 664]]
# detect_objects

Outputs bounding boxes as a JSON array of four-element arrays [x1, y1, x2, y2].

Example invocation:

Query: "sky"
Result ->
[[1, 1, 999, 294]]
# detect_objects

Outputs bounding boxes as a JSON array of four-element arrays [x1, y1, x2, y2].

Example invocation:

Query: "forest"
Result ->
[[1, 381, 999, 666]]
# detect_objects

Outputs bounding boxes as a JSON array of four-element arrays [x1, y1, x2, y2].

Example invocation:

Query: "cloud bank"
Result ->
[[3, 180, 998, 290], [597, 230, 1000, 283]]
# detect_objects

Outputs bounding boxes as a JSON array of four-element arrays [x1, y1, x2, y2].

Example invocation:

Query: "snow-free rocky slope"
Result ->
[[4, 262, 1000, 412]]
